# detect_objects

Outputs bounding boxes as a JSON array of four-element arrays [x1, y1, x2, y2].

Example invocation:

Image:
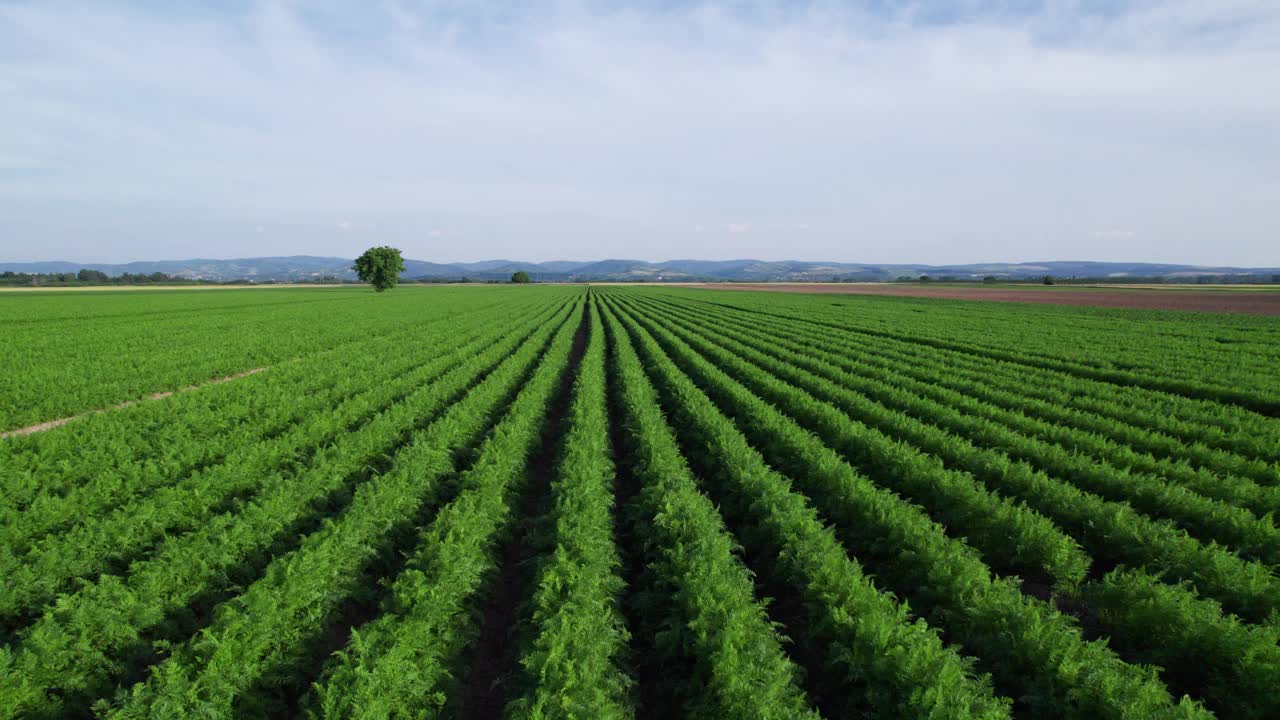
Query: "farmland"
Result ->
[[683, 282, 1280, 316], [1, 285, 1279, 719]]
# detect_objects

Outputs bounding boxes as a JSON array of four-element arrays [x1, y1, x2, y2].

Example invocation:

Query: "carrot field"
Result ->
[[1, 285, 1278, 719]]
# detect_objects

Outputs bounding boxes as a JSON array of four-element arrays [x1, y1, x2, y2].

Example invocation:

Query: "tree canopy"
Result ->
[[511, 271, 532, 284], [353, 246, 406, 292]]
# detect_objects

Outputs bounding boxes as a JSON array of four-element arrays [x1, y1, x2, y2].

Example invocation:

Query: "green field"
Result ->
[[1, 285, 1278, 719]]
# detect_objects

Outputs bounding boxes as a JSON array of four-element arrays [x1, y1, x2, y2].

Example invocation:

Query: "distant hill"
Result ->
[[3, 256, 1277, 283]]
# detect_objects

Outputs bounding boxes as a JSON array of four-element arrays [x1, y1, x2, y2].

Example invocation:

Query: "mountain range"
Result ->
[[4, 256, 1278, 283]]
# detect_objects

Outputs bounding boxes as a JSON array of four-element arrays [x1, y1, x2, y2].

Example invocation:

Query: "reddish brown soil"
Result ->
[[689, 284, 1280, 315], [0, 367, 269, 439]]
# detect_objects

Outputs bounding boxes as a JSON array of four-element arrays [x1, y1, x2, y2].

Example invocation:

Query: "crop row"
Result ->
[[609, 294, 1088, 584], [598, 291, 1209, 719], [636, 293, 1280, 481], [603, 288, 1280, 719], [631, 294, 1280, 554], [599, 297, 1012, 718], [2, 285, 1275, 719], [601, 299, 819, 719], [0, 286, 535, 431], [0, 298, 559, 562], [105, 296, 586, 719], [0, 296, 578, 718], [1, 296, 530, 507], [667, 293, 1280, 530], [610, 292, 1280, 622], [504, 299, 632, 719], [681, 290, 1280, 415], [0, 298, 570, 633]]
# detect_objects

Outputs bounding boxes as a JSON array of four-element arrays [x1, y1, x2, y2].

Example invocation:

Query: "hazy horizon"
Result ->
[[4, 2, 1279, 266], [6, 254, 1279, 273]]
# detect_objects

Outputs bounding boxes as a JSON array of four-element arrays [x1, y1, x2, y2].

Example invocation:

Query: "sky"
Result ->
[[1, 1, 1278, 266]]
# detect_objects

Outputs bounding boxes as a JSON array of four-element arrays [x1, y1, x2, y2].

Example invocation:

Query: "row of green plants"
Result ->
[[617, 290, 1280, 718], [309, 298, 585, 719], [0, 289, 376, 430], [505, 299, 633, 719], [4, 360, 321, 510], [729, 288, 1280, 391], [874, 346, 1280, 465], [0, 300, 577, 719], [620, 293, 1280, 623], [601, 301, 821, 719], [665, 292, 1276, 454], [0, 299, 519, 509], [3, 286, 1273, 717], [95, 298, 581, 720], [820, 327, 1277, 482], [0, 299, 567, 629], [634, 294, 1280, 560], [597, 291, 1209, 720], [599, 298, 1011, 719], [678, 290, 1280, 416], [2, 353, 356, 548], [0, 286, 566, 431], [609, 294, 1087, 586], [1078, 569, 1280, 720], [638, 292, 1278, 482], [774, 304, 1280, 461], [0, 299, 545, 560], [788, 298, 1280, 462]]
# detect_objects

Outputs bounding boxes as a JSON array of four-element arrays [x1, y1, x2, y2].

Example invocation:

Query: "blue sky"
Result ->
[[2, 1, 1278, 265]]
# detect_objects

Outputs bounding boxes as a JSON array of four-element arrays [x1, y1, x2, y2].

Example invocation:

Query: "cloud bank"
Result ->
[[1, 1, 1277, 264]]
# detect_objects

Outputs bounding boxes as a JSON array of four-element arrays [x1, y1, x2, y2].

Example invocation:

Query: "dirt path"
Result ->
[[0, 367, 269, 440], [687, 283, 1280, 315]]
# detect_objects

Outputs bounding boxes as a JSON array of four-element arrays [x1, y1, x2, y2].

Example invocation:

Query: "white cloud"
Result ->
[[1, 1, 1278, 264], [727, 223, 752, 234]]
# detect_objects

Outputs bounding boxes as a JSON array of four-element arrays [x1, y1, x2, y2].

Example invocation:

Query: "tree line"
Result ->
[[0, 271, 364, 288], [0, 270, 206, 287]]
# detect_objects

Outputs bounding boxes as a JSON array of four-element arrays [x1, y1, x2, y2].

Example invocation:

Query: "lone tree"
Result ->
[[511, 270, 531, 284], [353, 246, 406, 292], [1042, 274, 1055, 285]]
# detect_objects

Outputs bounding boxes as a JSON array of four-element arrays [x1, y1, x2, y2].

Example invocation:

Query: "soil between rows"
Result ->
[[458, 303, 592, 719]]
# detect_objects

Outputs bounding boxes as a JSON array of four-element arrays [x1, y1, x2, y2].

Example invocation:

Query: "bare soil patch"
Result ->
[[1, 367, 269, 439], [689, 283, 1280, 315]]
